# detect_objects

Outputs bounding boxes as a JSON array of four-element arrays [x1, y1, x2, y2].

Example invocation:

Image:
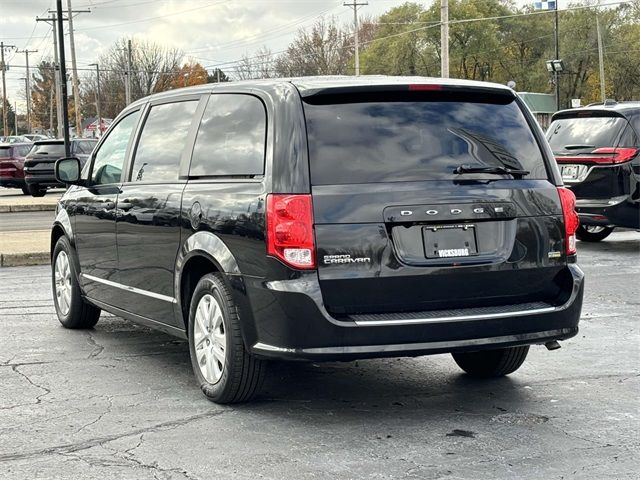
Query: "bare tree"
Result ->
[[234, 46, 276, 80], [274, 17, 353, 77]]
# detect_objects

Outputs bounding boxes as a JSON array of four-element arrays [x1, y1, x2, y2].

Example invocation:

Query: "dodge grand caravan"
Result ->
[[51, 77, 584, 404]]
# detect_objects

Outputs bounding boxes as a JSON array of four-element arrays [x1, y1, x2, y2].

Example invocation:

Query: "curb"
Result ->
[[0, 252, 50, 267], [0, 204, 57, 213]]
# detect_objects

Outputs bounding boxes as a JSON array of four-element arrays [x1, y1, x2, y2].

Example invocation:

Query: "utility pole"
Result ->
[[89, 63, 101, 136], [1, 42, 16, 137], [56, 0, 71, 156], [441, 0, 449, 78], [14, 101, 18, 135], [36, 15, 63, 138], [344, 1, 367, 76], [125, 39, 132, 105], [66, 0, 88, 137], [49, 83, 54, 133], [554, 2, 560, 110], [596, 13, 606, 103], [20, 77, 28, 133], [17, 49, 37, 134]]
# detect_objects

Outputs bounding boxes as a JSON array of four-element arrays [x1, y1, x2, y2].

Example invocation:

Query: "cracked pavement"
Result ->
[[0, 231, 638, 479]]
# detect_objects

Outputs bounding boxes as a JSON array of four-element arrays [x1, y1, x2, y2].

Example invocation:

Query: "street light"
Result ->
[[88, 63, 101, 137], [546, 59, 565, 73]]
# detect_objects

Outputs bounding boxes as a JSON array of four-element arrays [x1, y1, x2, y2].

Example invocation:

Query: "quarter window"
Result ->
[[130, 101, 199, 183], [91, 110, 141, 185], [189, 94, 266, 177]]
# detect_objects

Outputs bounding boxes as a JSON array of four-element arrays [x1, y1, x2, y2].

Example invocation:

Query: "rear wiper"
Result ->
[[564, 144, 595, 150], [454, 165, 530, 178]]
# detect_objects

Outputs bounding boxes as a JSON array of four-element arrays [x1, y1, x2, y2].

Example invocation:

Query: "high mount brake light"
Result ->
[[408, 84, 443, 91], [557, 187, 579, 255], [555, 147, 638, 165], [266, 194, 316, 269]]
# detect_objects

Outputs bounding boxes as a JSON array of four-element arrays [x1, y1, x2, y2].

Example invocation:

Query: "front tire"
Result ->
[[28, 184, 46, 197], [576, 225, 614, 242], [452, 346, 529, 377], [188, 273, 266, 404], [52, 236, 101, 329]]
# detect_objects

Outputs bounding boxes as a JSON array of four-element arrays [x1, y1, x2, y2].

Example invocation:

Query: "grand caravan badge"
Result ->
[[323, 254, 371, 265]]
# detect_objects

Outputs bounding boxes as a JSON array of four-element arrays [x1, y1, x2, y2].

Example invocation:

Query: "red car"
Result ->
[[0, 142, 33, 195]]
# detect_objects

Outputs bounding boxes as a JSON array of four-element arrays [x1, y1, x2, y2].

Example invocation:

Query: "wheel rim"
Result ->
[[584, 226, 606, 234], [193, 293, 226, 384], [54, 251, 72, 316]]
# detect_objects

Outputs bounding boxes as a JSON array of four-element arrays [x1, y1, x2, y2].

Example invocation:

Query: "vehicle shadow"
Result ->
[[576, 232, 640, 255]]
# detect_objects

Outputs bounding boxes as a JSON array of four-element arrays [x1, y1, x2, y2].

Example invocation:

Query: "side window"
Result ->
[[189, 94, 266, 177], [18, 146, 31, 157], [91, 110, 141, 185], [130, 100, 198, 183]]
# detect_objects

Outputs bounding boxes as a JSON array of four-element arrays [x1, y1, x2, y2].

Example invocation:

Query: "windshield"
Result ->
[[546, 116, 630, 153], [304, 95, 548, 184], [31, 143, 65, 156]]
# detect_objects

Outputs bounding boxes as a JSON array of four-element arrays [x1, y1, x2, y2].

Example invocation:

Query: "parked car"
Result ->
[[50, 77, 584, 404], [0, 143, 33, 194], [547, 101, 640, 241], [22, 133, 50, 142], [0, 135, 31, 144], [24, 138, 97, 196]]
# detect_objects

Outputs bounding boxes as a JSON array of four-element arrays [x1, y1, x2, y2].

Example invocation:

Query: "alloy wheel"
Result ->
[[54, 251, 72, 316], [193, 293, 227, 384]]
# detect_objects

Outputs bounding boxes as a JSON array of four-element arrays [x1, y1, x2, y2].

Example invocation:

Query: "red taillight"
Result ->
[[558, 187, 579, 255], [266, 194, 316, 269], [555, 147, 638, 165], [408, 84, 443, 91]]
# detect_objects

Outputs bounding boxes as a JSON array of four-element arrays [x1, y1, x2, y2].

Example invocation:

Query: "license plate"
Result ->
[[423, 225, 478, 259], [561, 165, 579, 180]]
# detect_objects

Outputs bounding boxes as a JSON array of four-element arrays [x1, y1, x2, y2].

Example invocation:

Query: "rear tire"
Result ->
[[576, 225, 614, 242], [21, 186, 30, 195], [28, 184, 46, 197], [452, 346, 529, 377], [188, 273, 266, 404], [52, 236, 101, 329]]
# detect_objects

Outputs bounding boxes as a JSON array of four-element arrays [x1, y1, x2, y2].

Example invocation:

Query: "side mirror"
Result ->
[[55, 157, 83, 185]]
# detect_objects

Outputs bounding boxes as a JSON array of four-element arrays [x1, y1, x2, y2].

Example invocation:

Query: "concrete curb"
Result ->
[[0, 252, 50, 267], [0, 204, 57, 213]]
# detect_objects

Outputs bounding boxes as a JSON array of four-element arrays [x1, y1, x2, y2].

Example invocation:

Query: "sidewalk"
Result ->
[[0, 193, 60, 213], [0, 230, 49, 267]]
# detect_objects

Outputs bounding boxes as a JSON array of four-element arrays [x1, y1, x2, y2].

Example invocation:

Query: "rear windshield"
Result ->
[[303, 94, 548, 184], [31, 143, 65, 156], [0, 147, 11, 158], [546, 116, 630, 153]]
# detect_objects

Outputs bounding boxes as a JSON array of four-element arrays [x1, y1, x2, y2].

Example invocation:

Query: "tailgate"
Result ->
[[304, 87, 569, 315]]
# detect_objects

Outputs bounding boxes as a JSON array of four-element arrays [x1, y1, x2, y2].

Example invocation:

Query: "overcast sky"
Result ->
[[1, 0, 541, 111]]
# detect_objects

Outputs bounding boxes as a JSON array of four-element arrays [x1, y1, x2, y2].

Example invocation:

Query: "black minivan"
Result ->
[[547, 102, 640, 241], [51, 77, 584, 403]]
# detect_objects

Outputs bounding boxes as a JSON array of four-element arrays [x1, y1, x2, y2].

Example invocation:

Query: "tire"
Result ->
[[28, 184, 46, 197], [188, 273, 266, 404], [576, 225, 614, 242], [52, 236, 101, 329], [21, 186, 30, 195], [452, 346, 529, 378]]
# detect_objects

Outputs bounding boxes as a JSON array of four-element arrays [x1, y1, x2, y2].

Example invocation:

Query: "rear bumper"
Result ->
[[0, 161, 25, 186], [233, 264, 584, 361], [24, 170, 62, 188], [576, 197, 639, 229]]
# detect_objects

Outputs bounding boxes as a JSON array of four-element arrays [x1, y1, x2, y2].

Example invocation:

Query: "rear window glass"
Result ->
[[546, 116, 630, 152], [0, 147, 11, 158], [304, 94, 548, 184], [31, 143, 65, 156]]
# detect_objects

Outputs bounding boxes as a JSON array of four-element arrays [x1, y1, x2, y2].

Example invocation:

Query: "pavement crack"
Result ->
[[86, 331, 105, 359], [75, 396, 114, 434], [0, 409, 228, 463], [10, 364, 51, 405]]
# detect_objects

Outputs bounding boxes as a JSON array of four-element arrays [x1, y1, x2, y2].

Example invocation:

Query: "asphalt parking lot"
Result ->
[[0, 232, 638, 480]]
